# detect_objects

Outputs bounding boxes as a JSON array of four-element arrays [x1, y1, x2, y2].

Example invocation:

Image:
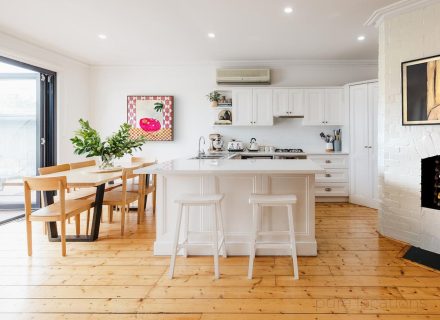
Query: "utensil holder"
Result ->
[[325, 142, 334, 152], [333, 140, 341, 152]]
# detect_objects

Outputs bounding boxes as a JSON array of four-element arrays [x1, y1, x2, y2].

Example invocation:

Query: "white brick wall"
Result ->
[[378, 3, 440, 254]]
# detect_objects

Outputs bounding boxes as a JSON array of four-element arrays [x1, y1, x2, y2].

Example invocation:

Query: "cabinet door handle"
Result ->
[[325, 160, 331, 164], [325, 173, 331, 177], [325, 187, 332, 192]]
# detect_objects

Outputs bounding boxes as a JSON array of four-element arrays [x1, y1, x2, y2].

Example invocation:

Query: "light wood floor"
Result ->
[[0, 203, 439, 319]]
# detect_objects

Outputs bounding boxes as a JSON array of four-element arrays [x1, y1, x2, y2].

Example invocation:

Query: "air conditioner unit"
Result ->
[[216, 68, 271, 84]]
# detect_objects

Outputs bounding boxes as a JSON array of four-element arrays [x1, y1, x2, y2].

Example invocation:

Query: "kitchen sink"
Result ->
[[189, 154, 226, 160]]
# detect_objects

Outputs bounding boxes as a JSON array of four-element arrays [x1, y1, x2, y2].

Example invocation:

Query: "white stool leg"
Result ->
[[212, 204, 220, 279], [216, 202, 227, 258], [182, 206, 189, 258], [248, 204, 259, 279], [169, 203, 184, 279], [287, 204, 299, 280]]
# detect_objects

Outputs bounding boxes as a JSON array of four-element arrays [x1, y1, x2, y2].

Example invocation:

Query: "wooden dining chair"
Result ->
[[69, 160, 98, 234], [131, 157, 157, 215], [23, 176, 94, 256], [69, 159, 96, 169], [39, 163, 94, 235], [103, 168, 139, 235]]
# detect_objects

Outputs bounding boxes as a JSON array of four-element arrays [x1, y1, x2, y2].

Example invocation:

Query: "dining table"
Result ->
[[37, 162, 147, 242]]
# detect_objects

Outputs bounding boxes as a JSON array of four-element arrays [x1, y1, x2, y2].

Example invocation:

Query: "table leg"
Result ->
[[47, 184, 105, 242], [90, 183, 106, 241]]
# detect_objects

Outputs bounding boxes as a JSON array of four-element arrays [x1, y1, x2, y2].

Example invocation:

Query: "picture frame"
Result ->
[[127, 95, 174, 141], [402, 54, 440, 125]]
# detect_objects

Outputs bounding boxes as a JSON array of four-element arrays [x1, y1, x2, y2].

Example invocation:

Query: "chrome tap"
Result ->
[[198, 136, 206, 157]]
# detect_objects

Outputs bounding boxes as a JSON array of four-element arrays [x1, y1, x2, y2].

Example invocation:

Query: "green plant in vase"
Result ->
[[71, 119, 147, 169], [206, 90, 221, 107]]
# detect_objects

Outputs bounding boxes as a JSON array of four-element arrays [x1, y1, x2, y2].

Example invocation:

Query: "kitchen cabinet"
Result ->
[[273, 89, 304, 117], [232, 89, 253, 126], [232, 89, 273, 126], [302, 88, 344, 126], [348, 81, 378, 209], [309, 154, 349, 198]]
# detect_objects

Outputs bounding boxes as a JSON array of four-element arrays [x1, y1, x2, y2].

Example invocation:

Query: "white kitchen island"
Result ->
[[135, 158, 325, 256]]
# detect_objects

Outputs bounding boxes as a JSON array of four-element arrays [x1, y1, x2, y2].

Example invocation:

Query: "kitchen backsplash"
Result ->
[[214, 118, 347, 151]]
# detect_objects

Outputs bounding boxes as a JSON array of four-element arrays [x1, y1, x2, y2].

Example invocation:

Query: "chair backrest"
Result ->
[[38, 164, 70, 175], [23, 176, 68, 218], [131, 157, 157, 167], [70, 159, 96, 169]]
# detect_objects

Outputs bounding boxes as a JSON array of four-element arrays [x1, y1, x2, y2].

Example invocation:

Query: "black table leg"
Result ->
[[90, 183, 105, 241], [46, 183, 105, 242], [44, 191, 58, 240]]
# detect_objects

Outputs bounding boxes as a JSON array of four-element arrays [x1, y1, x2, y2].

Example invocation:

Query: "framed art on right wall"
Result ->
[[402, 54, 440, 125]]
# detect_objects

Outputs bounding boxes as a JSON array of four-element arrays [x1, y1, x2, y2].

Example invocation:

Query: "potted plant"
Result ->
[[71, 119, 147, 169], [206, 90, 221, 107]]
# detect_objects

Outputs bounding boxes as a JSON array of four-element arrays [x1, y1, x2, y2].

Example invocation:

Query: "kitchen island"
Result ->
[[135, 158, 325, 256]]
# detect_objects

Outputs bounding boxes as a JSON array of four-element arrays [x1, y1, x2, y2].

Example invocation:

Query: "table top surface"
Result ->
[[134, 158, 325, 175], [34, 162, 144, 187]]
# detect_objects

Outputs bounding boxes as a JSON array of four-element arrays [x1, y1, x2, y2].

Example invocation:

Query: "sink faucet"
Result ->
[[198, 136, 206, 157]]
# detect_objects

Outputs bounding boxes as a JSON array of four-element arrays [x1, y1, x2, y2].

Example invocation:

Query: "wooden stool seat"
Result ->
[[169, 193, 227, 279], [249, 194, 297, 205], [248, 193, 299, 280]]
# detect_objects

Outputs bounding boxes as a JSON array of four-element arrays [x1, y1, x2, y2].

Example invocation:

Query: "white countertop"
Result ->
[[210, 150, 349, 156], [134, 159, 325, 175]]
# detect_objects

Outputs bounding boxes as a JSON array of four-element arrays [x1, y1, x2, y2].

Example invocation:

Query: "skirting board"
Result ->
[[154, 240, 317, 256], [316, 196, 349, 203]]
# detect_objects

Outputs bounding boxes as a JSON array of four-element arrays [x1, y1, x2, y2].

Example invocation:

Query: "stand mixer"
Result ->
[[208, 134, 224, 152]]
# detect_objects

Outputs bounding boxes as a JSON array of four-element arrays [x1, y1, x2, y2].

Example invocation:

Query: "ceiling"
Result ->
[[0, 0, 399, 65]]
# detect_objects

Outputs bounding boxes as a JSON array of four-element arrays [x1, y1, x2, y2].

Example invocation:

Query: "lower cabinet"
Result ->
[[308, 154, 349, 199]]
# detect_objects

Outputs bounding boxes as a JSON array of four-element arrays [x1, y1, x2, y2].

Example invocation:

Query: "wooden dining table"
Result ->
[[37, 162, 147, 242]]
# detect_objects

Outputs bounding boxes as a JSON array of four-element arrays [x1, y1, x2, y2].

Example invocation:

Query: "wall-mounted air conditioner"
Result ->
[[216, 68, 271, 84]]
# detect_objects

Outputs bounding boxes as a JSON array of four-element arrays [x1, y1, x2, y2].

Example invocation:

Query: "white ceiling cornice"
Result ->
[[91, 59, 378, 69], [365, 0, 440, 27]]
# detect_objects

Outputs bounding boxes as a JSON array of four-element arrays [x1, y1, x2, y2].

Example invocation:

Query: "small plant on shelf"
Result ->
[[206, 90, 221, 108], [70, 119, 147, 169]]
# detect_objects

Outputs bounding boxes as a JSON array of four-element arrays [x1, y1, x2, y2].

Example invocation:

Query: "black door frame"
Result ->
[[0, 56, 57, 214]]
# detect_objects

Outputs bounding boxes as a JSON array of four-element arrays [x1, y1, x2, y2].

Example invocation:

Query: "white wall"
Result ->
[[378, 3, 440, 254], [90, 61, 377, 161], [0, 31, 90, 163]]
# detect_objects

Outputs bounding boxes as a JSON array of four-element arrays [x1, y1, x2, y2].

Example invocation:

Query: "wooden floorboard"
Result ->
[[0, 203, 439, 317]]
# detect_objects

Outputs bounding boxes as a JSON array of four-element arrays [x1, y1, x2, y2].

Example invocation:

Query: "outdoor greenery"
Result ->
[[71, 119, 147, 168]]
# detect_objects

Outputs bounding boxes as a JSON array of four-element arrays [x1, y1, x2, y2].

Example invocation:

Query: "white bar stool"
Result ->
[[248, 194, 299, 280], [169, 193, 227, 279]]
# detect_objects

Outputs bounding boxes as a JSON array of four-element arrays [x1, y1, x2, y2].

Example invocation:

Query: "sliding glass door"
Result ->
[[0, 57, 56, 222]]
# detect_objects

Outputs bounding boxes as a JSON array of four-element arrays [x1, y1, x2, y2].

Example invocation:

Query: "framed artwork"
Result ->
[[402, 55, 440, 125], [127, 95, 174, 141]]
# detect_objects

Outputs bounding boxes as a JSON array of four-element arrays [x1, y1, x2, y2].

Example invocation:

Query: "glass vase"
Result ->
[[100, 154, 115, 169]]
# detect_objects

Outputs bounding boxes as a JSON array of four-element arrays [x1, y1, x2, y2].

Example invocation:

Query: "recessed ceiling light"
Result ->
[[284, 7, 293, 14], [98, 34, 107, 40], [357, 35, 366, 41], [208, 33, 216, 38]]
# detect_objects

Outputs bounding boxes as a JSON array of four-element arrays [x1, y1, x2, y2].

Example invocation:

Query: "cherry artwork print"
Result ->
[[127, 96, 174, 141]]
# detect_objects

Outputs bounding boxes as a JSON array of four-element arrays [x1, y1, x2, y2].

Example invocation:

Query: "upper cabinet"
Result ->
[[273, 89, 304, 117], [253, 89, 273, 126], [232, 89, 253, 126], [220, 86, 344, 127], [302, 88, 344, 126], [232, 89, 273, 126]]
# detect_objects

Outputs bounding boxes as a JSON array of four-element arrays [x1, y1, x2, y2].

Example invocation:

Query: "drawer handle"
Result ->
[[325, 173, 331, 177], [325, 160, 331, 164], [325, 187, 332, 192]]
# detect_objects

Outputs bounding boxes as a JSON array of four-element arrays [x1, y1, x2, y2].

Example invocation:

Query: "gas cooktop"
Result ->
[[274, 148, 304, 153]]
